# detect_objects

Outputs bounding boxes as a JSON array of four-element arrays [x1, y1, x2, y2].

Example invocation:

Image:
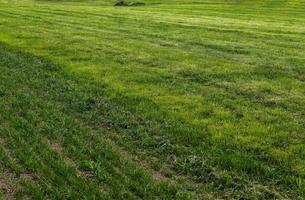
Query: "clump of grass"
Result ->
[[114, 1, 145, 6]]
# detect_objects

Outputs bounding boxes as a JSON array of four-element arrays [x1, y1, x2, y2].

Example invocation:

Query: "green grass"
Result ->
[[0, 0, 305, 199]]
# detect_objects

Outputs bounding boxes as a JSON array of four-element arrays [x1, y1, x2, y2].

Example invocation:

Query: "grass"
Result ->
[[0, 0, 305, 199]]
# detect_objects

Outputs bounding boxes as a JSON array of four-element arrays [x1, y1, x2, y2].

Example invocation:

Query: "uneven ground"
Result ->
[[0, 0, 305, 199]]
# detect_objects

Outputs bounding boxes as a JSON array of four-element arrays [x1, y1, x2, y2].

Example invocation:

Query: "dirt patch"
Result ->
[[113, 144, 169, 182], [49, 142, 77, 168], [253, 184, 287, 200], [114, 1, 145, 6], [0, 139, 14, 198], [149, 167, 168, 181], [21, 172, 35, 181], [48, 141, 95, 180], [50, 142, 63, 153], [0, 169, 16, 199], [0, 180, 14, 199]]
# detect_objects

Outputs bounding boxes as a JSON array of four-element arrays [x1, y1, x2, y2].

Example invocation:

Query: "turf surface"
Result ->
[[0, 0, 305, 199]]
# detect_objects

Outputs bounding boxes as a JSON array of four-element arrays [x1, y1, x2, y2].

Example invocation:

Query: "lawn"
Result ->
[[0, 0, 305, 199]]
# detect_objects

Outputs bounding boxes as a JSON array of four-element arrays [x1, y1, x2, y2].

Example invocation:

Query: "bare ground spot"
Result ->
[[0, 169, 15, 199], [86, 128, 188, 182], [48, 141, 80, 170], [48, 140, 109, 194], [253, 183, 288, 200], [51, 119, 213, 198], [49, 142, 63, 153], [0, 137, 36, 199], [0, 138, 15, 199], [21, 172, 35, 182], [118, 147, 169, 182]]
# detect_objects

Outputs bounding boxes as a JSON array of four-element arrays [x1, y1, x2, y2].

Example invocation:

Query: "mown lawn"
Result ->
[[0, 0, 305, 199]]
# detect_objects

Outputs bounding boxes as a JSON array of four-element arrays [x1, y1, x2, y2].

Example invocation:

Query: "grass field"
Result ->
[[0, 0, 305, 199]]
